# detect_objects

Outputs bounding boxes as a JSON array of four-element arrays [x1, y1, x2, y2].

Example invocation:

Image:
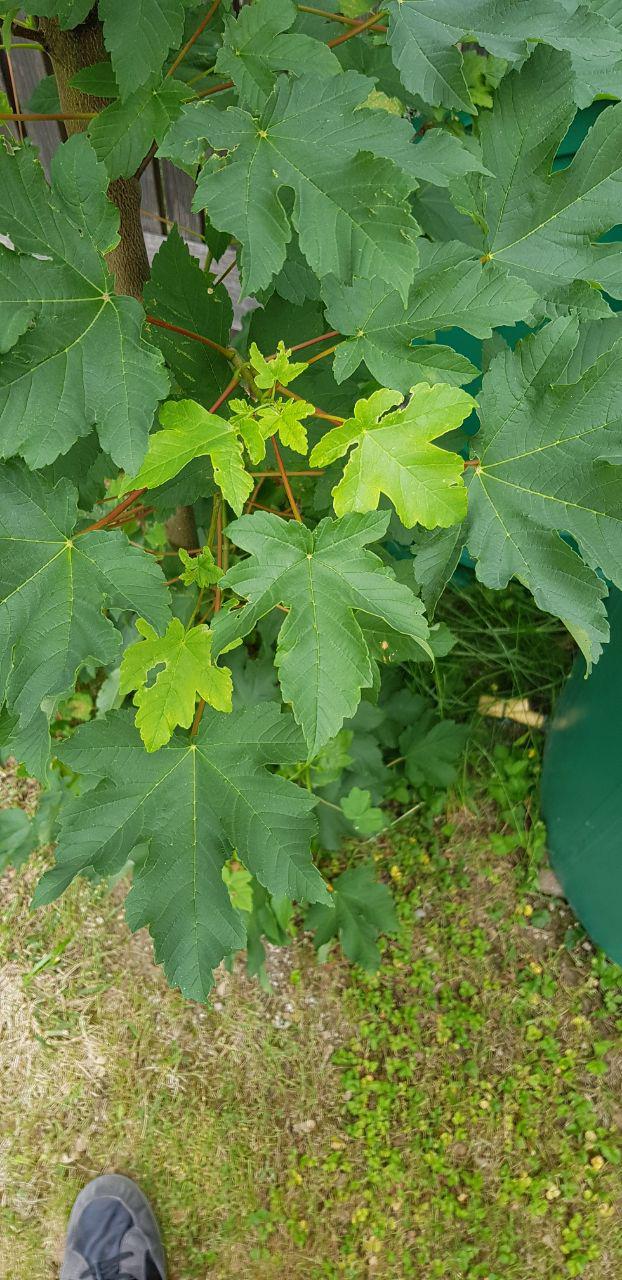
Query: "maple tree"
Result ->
[[1, 0, 622, 995]]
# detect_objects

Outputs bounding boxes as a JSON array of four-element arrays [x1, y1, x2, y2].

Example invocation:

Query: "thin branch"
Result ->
[[10, 21, 43, 43], [210, 372, 242, 413], [213, 256, 237, 286], [78, 489, 148, 536], [167, 0, 223, 78], [278, 384, 344, 424], [272, 437, 302, 522], [288, 329, 339, 354], [141, 207, 207, 243], [250, 469, 324, 477], [0, 110, 96, 121], [297, 5, 386, 32], [327, 10, 387, 47], [135, 141, 157, 181], [305, 343, 338, 366], [197, 79, 233, 98], [146, 313, 235, 359], [2, 48, 24, 142]]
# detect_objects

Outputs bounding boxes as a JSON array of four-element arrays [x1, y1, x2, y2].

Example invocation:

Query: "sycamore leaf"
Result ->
[[411, 523, 466, 614], [385, 0, 622, 111], [249, 340, 308, 389], [144, 228, 233, 409], [399, 707, 468, 786], [212, 511, 432, 754], [310, 385, 474, 529], [88, 78, 188, 179], [25, 0, 92, 27], [340, 787, 386, 836], [229, 396, 314, 463], [0, 808, 37, 873], [322, 241, 537, 390], [0, 136, 168, 472], [193, 72, 422, 298], [215, 0, 341, 113], [120, 618, 232, 751], [179, 547, 223, 588], [99, 0, 186, 99], [305, 863, 397, 970], [461, 47, 622, 300], [122, 400, 253, 515], [34, 706, 326, 1000], [465, 315, 622, 667], [0, 461, 170, 762]]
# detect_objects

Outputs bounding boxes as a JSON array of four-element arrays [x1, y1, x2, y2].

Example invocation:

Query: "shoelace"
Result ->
[[79, 1253, 136, 1280]]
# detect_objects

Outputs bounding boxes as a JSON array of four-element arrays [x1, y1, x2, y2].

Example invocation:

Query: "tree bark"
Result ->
[[41, 13, 198, 550], [40, 13, 149, 298]]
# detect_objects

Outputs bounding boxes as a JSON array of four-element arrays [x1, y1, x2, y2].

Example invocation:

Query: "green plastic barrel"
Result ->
[[542, 589, 622, 964]]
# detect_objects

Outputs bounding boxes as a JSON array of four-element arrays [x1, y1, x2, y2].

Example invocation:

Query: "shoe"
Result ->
[[60, 1173, 166, 1280]]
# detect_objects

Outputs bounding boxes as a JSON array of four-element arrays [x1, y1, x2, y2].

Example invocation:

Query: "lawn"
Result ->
[[2, 695, 622, 1278]]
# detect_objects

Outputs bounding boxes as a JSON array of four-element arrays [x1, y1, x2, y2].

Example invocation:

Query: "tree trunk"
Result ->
[[41, 13, 198, 549], [40, 13, 149, 298]]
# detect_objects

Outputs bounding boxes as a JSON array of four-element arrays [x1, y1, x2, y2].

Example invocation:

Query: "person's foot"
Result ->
[[60, 1174, 166, 1280]]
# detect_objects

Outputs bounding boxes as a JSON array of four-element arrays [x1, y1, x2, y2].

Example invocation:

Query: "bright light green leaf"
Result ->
[[216, 0, 341, 113], [250, 340, 308, 389], [0, 136, 168, 472], [120, 617, 232, 751], [462, 46, 622, 300], [340, 786, 386, 836], [193, 72, 422, 298], [310, 384, 475, 529], [34, 706, 326, 1000], [229, 395, 314, 463], [99, 0, 186, 98], [179, 546, 223, 588], [144, 227, 233, 409], [322, 241, 537, 390], [212, 511, 432, 754], [0, 461, 170, 762], [466, 315, 622, 667], [122, 399, 253, 515], [88, 78, 188, 179], [305, 863, 397, 970]]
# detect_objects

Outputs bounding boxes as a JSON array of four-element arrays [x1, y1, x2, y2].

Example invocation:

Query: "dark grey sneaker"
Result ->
[[60, 1174, 166, 1280]]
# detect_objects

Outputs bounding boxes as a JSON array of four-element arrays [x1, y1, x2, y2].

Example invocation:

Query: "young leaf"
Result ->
[[322, 241, 537, 389], [306, 863, 397, 971], [120, 618, 233, 751], [122, 400, 253, 514], [34, 706, 326, 1001], [99, 0, 186, 99], [212, 511, 432, 754], [0, 136, 168, 472], [215, 0, 341, 113], [230, 396, 314, 463], [340, 786, 386, 836], [179, 547, 223, 588], [249, 341, 308, 389], [193, 72, 422, 298], [0, 462, 170, 764], [88, 78, 188, 179], [310, 384, 475, 529], [144, 228, 233, 409], [461, 47, 622, 301], [466, 315, 622, 667]]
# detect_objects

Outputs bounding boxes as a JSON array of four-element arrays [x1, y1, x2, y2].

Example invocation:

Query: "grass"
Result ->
[[2, 579, 622, 1278]]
